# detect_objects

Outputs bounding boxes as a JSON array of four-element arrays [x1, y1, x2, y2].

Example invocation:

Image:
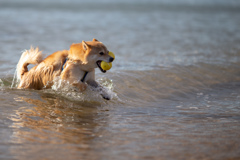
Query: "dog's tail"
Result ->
[[17, 47, 43, 80]]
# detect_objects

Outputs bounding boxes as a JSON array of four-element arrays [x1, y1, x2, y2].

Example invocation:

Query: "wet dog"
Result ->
[[16, 38, 114, 100]]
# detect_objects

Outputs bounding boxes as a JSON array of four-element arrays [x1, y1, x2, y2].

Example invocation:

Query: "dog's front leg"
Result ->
[[72, 81, 87, 92], [87, 80, 111, 100]]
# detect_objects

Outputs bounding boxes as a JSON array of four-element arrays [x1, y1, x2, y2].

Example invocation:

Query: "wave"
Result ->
[[106, 62, 240, 103], [1, 62, 240, 105]]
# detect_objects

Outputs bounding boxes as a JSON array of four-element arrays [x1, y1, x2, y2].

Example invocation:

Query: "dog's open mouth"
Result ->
[[96, 61, 106, 73]]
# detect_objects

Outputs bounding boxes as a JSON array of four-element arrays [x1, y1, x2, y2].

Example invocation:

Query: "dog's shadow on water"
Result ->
[[10, 92, 110, 145]]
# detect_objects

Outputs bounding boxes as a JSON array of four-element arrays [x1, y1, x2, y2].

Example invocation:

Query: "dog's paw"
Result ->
[[101, 93, 111, 100]]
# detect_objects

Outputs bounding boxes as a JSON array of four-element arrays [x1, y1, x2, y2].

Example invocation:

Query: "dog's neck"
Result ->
[[67, 58, 95, 72], [79, 64, 95, 72]]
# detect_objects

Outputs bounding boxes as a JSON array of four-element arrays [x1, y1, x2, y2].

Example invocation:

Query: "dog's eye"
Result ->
[[99, 52, 104, 55]]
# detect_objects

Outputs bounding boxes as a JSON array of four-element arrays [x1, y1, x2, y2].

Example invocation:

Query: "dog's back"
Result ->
[[17, 48, 68, 89]]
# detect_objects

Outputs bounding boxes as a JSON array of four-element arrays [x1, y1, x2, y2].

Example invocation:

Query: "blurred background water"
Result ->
[[0, 0, 240, 159]]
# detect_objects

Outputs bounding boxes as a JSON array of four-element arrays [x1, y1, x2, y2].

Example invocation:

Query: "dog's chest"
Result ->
[[62, 62, 94, 83]]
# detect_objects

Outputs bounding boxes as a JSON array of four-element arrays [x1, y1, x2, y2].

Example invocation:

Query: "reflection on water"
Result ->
[[9, 93, 110, 159]]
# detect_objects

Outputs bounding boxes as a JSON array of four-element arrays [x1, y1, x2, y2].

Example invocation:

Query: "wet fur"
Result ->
[[17, 39, 113, 100]]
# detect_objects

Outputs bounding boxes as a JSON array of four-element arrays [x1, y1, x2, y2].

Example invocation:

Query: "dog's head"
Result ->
[[69, 38, 114, 72]]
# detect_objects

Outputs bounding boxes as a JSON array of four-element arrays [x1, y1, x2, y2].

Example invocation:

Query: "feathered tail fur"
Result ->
[[17, 47, 43, 80]]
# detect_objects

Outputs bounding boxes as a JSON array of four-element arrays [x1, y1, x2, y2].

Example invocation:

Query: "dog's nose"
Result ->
[[109, 57, 114, 62]]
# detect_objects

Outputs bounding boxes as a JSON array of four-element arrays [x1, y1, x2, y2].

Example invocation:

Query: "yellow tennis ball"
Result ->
[[101, 61, 112, 70], [109, 51, 115, 60]]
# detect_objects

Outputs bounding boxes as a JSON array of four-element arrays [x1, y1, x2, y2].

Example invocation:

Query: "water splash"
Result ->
[[47, 76, 119, 102], [0, 79, 4, 88], [11, 66, 19, 89]]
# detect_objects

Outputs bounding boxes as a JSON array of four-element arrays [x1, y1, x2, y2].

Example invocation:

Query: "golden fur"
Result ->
[[17, 38, 114, 100]]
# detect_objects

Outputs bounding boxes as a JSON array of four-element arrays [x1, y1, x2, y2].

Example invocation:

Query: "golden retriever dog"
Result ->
[[16, 38, 114, 100]]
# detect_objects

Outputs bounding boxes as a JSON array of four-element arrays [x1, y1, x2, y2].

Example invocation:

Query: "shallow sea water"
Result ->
[[0, 0, 240, 159]]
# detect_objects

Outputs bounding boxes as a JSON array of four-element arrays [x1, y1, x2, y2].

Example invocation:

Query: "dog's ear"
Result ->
[[92, 38, 99, 42], [82, 41, 89, 51]]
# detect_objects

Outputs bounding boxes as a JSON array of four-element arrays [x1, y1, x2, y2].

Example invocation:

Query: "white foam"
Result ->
[[49, 76, 119, 102], [11, 66, 19, 88]]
